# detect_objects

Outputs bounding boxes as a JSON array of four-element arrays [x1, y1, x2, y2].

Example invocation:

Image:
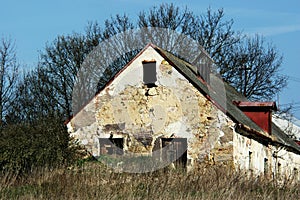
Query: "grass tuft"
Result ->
[[1, 162, 299, 199]]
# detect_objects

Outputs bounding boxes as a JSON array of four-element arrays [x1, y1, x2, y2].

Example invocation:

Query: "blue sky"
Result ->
[[1, 0, 300, 118]]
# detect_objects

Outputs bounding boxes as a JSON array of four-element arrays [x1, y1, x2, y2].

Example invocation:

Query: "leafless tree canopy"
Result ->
[[223, 35, 286, 100], [7, 3, 287, 122], [0, 37, 19, 125]]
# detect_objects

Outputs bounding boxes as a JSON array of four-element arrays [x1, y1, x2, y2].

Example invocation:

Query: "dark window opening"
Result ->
[[264, 158, 268, 174], [99, 138, 123, 156], [143, 60, 157, 87], [135, 135, 152, 147], [294, 168, 298, 178], [249, 151, 253, 170], [277, 162, 281, 174], [162, 138, 187, 168]]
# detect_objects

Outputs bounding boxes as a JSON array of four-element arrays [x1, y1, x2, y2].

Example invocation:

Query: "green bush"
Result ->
[[0, 116, 84, 175]]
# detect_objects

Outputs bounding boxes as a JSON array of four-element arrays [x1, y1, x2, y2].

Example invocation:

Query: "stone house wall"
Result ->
[[67, 45, 300, 178], [67, 46, 234, 169]]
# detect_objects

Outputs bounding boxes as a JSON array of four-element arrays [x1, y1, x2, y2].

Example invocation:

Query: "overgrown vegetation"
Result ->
[[1, 163, 299, 199], [0, 115, 85, 176], [0, 3, 296, 199]]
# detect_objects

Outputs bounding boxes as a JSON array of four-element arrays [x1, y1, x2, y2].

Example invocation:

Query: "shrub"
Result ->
[[0, 116, 84, 175]]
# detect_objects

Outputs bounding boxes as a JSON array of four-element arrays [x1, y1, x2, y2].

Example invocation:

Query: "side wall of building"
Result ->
[[233, 131, 300, 181]]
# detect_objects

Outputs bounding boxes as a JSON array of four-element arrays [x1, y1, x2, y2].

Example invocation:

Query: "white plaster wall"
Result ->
[[233, 131, 267, 173], [272, 146, 300, 180], [233, 130, 300, 181], [108, 46, 165, 94]]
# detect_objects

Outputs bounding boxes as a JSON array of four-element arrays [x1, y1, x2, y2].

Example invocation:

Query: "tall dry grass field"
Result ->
[[1, 162, 299, 199]]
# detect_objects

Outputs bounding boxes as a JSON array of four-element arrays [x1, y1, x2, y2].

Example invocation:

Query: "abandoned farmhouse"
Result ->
[[67, 44, 300, 178]]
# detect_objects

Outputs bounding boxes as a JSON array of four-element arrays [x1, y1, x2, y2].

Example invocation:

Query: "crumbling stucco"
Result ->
[[67, 45, 300, 179], [68, 46, 234, 167]]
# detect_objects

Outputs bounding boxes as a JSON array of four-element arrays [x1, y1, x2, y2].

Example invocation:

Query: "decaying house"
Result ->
[[67, 43, 300, 178]]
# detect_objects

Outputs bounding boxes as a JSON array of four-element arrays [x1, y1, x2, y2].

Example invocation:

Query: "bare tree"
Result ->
[[0, 37, 19, 125], [20, 4, 287, 121], [138, 4, 286, 101], [221, 35, 287, 100], [40, 34, 90, 119], [7, 67, 61, 123], [138, 4, 197, 49]]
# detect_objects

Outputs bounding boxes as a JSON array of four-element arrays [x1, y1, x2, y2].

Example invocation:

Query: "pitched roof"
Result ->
[[152, 44, 300, 153], [69, 43, 300, 153]]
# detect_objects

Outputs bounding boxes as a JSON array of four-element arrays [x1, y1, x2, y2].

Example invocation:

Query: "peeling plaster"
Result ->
[[67, 46, 300, 179], [68, 47, 234, 166]]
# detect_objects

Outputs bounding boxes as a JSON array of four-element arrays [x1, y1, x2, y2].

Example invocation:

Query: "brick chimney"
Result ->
[[234, 101, 277, 134]]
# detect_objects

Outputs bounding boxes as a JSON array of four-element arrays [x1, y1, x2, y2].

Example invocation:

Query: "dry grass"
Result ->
[[1, 162, 299, 200]]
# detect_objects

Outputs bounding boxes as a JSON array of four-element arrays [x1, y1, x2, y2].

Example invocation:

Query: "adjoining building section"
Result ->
[[67, 44, 300, 178]]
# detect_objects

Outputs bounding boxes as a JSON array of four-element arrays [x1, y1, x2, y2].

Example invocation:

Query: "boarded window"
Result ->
[[162, 138, 187, 168], [99, 138, 123, 156], [143, 60, 157, 86]]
